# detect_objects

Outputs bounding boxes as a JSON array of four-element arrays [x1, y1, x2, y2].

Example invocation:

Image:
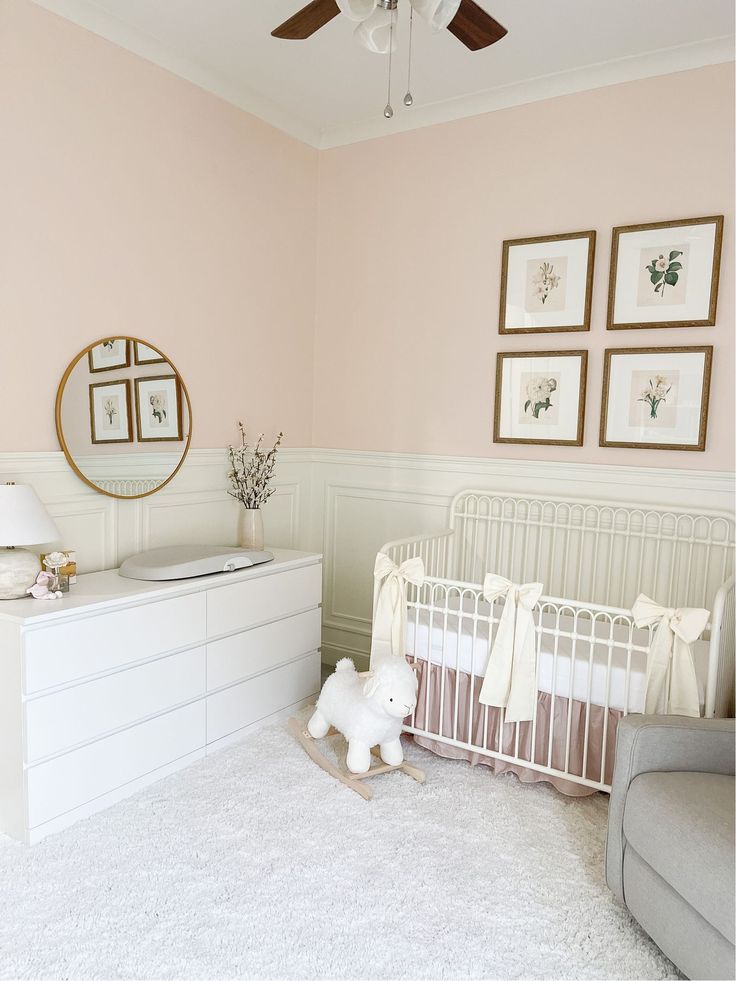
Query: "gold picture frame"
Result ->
[[88, 338, 131, 373], [600, 346, 713, 451], [88, 379, 134, 445], [494, 350, 588, 446], [607, 215, 723, 330], [499, 230, 596, 334], [134, 374, 184, 442]]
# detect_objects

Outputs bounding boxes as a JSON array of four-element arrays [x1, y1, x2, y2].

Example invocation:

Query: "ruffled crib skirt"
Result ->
[[411, 660, 621, 797]]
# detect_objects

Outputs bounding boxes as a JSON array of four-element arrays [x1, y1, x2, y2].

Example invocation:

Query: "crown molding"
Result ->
[[318, 35, 735, 148], [26, 3, 736, 150]]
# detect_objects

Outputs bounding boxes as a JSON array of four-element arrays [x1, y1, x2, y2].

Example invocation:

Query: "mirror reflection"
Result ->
[[56, 338, 192, 499]]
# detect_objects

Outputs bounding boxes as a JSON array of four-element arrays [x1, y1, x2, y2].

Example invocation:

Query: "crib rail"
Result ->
[[403, 576, 661, 794], [449, 492, 735, 612]]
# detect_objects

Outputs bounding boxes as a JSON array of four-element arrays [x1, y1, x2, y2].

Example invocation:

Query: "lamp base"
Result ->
[[0, 547, 41, 600]]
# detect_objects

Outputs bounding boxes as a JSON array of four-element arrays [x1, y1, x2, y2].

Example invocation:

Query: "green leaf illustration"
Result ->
[[650, 270, 664, 284], [669, 250, 683, 261], [655, 283, 662, 292], [524, 400, 531, 412], [664, 271, 679, 286], [645, 264, 656, 274], [668, 261, 682, 271]]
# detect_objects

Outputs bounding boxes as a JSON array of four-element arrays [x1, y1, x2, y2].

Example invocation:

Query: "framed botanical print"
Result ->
[[600, 346, 712, 451], [88, 338, 130, 372], [134, 375, 183, 442], [499, 230, 596, 334], [494, 350, 588, 446], [607, 216, 723, 329], [88, 380, 133, 444], [134, 341, 167, 365]]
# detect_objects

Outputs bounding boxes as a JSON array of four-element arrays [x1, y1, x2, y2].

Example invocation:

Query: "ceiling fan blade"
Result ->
[[272, 0, 341, 39], [446, 0, 507, 50]]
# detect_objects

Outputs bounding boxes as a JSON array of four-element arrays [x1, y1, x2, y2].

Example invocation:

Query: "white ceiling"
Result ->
[[33, 0, 735, 147]]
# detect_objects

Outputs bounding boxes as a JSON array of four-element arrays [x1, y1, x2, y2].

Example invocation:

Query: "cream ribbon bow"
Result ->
[[632, 594, 709, 718], [479, 574, 544, 723], [370, 552, 425, 666]]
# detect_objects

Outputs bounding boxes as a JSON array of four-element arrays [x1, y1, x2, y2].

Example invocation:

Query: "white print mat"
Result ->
[[0, 710, 680, 980]]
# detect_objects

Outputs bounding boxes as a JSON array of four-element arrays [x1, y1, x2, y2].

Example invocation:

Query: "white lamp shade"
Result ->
[[0, 484, 60, 546]]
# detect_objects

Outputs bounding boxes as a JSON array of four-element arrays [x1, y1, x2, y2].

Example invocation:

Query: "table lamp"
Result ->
[[0, 482, 60, 600]]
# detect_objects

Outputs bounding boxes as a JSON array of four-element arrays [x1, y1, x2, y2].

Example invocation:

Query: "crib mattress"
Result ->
[[405, 606, 709, 714]]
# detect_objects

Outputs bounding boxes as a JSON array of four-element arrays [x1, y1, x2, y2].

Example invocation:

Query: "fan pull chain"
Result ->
[[383, 8, 395, 118], [403, 3, 414, 107]]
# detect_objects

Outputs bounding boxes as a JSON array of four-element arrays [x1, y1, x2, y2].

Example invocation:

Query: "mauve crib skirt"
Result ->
[[410, 660, 620, 797]]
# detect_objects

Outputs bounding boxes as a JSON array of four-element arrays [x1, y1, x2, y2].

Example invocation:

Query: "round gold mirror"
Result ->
[[55, 337, 192, 499]]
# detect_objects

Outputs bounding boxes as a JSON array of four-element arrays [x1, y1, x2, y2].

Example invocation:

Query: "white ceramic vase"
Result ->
[[238, 508, 264, 551]]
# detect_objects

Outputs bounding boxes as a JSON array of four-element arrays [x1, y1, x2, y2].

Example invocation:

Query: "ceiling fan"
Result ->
[[271, 0, 507, 52], [271, 0, 507, 117]]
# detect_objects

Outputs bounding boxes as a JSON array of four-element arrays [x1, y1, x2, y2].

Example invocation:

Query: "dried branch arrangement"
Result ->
[[227, 423, 284, 509]]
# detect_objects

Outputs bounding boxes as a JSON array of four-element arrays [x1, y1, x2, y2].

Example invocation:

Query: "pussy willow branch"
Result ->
[[227, 424, 284, 510]]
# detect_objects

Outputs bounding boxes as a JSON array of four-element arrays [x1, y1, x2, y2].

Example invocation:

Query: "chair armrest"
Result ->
[[606, 715, 735, 903]]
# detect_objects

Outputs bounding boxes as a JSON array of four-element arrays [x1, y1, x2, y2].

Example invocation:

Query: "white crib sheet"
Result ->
[[405, 605, 709, 714]]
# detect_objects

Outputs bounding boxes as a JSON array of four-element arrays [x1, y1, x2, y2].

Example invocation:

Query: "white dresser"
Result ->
[[0, 549, 322, 843]]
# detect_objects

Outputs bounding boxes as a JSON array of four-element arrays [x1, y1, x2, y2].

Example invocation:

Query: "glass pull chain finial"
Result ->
[[384, 7, 395, 117], [403, 3, 414, 107]]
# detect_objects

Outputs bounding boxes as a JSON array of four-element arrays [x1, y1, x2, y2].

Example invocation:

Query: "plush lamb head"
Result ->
[[307, 656, 419, 774]]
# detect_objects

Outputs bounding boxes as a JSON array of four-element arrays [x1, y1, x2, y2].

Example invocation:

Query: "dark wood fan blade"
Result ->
[[272, 0, 341, 39], [447, 0, 507, 50]]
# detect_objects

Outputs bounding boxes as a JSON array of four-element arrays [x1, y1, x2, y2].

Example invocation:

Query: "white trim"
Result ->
[[319, 36, 735, 148], [29, 1, 734, 149]]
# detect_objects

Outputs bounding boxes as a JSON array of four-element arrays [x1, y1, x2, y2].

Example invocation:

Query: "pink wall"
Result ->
[[314, 64, 735, 470], [0, 0, 318, 452], [1, 2, 733, 473]]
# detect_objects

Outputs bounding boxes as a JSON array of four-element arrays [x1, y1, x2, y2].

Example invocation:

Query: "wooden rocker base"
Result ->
[[287, 716, 426, 800]]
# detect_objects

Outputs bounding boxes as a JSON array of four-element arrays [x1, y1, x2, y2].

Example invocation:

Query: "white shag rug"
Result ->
[[0, 713, 679, 981]]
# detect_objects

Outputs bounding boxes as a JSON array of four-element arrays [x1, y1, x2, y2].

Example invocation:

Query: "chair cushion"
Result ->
[[624, 771, 735, 944]]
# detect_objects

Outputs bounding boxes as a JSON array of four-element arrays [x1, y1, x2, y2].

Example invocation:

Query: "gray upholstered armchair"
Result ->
[[606, 715, 735, 980]]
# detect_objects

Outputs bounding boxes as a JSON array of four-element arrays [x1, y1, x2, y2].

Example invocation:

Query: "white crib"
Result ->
[[378, 491, 735, 795]]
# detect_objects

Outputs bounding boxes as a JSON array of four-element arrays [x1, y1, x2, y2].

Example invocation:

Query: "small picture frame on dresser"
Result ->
[[607, 215, 723, 330], [600, 346, 713, 451], [494, 350, 588, 446], [499, 230, 596, 334]]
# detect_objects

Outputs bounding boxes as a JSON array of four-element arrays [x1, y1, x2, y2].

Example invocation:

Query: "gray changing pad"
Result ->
[[119, 545, 274, 581]]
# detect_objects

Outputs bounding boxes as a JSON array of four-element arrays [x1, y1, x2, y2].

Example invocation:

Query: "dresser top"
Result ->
[[0, 548, 322, 627]]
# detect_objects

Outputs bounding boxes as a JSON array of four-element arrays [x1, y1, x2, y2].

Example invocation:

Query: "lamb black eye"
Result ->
[[389, 697, 393, 702]]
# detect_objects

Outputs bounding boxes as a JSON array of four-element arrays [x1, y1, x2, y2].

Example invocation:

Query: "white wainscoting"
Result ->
[[307, 450, 736, 671], [0, 449, 314, 574], [2, 448, 733, 672]]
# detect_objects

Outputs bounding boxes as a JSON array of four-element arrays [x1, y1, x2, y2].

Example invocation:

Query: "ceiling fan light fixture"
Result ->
[[355, 5, 397, 53], [336, 0, 377, 22], [409, 0, 461, 31]]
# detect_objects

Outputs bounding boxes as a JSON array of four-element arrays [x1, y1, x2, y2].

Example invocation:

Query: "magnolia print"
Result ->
[[637, 244, 689, 307], [148, 391, 168, 426], [519, 373, 560, 425]]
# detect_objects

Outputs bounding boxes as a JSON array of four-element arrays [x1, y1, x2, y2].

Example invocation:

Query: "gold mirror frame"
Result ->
[[55, 336, 193, 500]]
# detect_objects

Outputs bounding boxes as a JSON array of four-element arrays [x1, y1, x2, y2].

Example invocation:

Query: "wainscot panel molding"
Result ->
[[306, 449, 736, 671], [0, 449, 313, 574], [2, 447, 733, 673]]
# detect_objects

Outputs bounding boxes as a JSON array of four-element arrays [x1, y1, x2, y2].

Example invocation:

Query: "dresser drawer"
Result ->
[[26, 701, 206, 829], [25, 647, 206, 763], [23, 593, 206, 694], [207, 609, 321, 692], [206, 652, 320, 744], [207, 564, 321, 638]]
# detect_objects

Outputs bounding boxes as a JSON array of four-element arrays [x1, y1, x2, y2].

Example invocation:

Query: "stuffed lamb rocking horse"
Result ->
[[289, 552, 426, 799]]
